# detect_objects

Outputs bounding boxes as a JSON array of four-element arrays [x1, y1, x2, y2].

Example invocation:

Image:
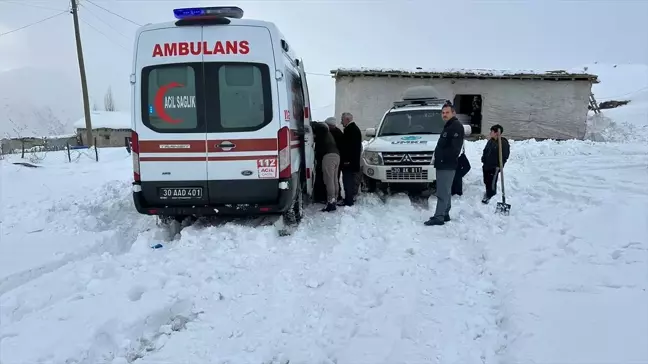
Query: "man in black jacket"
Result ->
[[338, 112, 362, 206], [424, 102, 465, 226], [481, 124, 510, 204], [324, 117, 345, 202]]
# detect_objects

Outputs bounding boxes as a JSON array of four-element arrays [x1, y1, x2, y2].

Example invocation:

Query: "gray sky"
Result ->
[[1, 0, 647, 121]]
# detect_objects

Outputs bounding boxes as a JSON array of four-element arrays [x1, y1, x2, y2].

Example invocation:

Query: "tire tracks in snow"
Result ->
[[135, 194, 508, 364], [0, 181, 154, 297]]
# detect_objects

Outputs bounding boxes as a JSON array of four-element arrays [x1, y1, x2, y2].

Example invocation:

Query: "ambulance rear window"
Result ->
[[208, 63, 272, 132], [142, 65, 199, 132]]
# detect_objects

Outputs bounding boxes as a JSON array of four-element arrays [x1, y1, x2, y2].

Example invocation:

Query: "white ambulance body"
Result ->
[[130, 6, 314, 225]]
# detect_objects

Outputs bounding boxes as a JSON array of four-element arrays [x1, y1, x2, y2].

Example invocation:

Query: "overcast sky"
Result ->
[[1, 0, 647, 120]]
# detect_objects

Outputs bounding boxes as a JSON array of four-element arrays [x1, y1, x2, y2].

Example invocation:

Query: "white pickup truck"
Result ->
[[361, 91, 471, 195]]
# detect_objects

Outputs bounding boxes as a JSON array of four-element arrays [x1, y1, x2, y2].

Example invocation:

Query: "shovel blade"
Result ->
[[496, 202, 511, 215]]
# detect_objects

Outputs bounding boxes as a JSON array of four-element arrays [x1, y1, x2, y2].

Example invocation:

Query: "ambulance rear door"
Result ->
[[201, 25, 280, 205], [134, 25, 207, 207]]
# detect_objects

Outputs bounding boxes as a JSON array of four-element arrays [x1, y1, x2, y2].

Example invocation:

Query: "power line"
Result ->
[[85, 0, 141, 26], [0, 0, 68, 11], [306, 72, 332, 77], [0, 11, 67, 37], [79, 3, 129, 39], [79, 17, 129, 51]]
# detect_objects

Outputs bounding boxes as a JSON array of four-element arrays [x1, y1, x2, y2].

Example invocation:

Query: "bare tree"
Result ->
[[92, 101, 99, 111], [104, 86, 116, 111]]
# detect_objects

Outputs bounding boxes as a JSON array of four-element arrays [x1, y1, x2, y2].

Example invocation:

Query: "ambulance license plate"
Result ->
[[391, 167, 422, 173], [159, 187, 203, 200]]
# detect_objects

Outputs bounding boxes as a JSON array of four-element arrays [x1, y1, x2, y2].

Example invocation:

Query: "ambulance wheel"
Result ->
[[283, 183, 304, 226]]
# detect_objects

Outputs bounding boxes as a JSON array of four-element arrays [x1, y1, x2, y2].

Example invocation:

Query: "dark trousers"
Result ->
[[483, 167, 499, 198], [342, 169, 359, 205], [433, 169, 456, 220], [314, 163, 327, 203]]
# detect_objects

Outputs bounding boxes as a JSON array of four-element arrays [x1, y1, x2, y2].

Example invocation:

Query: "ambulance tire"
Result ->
[[283, 182, 304, 226]]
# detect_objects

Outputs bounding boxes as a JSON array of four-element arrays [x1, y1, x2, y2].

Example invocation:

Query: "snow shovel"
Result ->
[[495, 136, 511, 215]]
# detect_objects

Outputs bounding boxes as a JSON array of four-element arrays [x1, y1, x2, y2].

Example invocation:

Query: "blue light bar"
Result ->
[[173, 6, 244, 20]]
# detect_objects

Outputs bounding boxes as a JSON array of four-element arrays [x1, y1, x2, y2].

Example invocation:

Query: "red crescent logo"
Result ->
[[153, 82, 184, 124]]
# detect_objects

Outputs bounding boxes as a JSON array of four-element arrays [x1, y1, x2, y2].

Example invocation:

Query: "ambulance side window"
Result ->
[[141, 64, 200, 132]]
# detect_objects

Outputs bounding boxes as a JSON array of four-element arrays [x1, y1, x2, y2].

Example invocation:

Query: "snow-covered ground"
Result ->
[[1, 63, 647, 364]]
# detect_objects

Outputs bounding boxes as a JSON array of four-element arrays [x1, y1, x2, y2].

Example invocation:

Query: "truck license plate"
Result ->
[[391, 167, 422, 173]]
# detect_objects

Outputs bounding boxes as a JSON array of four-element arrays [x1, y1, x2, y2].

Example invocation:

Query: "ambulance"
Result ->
[[129, 6, 315, 227]]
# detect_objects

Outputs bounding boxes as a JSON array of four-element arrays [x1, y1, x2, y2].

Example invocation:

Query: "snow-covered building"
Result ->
[[74, 111, 131, 147], [331, 67, 599, 140]]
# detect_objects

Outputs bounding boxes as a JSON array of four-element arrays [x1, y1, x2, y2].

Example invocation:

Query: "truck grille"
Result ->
[[386, 170, 429, 180], [382, 151, 434, 165]]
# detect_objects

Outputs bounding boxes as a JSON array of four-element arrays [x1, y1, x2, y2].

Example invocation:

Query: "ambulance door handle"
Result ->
[[217, 141, 236, 151]]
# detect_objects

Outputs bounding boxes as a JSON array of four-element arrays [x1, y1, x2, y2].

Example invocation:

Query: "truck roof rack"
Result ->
[[392, 97, 447, 108]]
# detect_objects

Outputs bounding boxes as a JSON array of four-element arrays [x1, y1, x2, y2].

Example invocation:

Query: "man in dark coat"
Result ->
[[338, 112, 362, 206], [324, 117, 344, 202], [424, 102, 465, 226], [481, 124, 510, 204]]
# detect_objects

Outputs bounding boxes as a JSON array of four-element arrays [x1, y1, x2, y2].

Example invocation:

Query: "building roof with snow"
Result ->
[[330, 67, 599, 82], [73, 111, 131, 130]]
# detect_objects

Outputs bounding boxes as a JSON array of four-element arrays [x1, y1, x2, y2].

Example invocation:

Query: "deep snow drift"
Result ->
[[1, 133, 646, 364]]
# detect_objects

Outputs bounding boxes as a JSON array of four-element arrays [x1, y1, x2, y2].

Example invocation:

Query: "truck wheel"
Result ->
[[362, 176, 377, 193]]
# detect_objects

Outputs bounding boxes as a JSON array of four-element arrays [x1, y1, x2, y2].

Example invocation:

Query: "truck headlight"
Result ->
[[362, 151, 383, 165]]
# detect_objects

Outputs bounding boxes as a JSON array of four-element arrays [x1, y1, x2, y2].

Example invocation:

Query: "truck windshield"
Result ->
[[378, 110, 445, 136]]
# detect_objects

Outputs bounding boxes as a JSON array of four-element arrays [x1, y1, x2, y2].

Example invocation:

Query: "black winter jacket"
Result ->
[[481, 137, 510, 169], [433, 117, 465, 170], [340, 122, 362, 172], [312, 123, 339, 161], [329, 126, 344, 152]]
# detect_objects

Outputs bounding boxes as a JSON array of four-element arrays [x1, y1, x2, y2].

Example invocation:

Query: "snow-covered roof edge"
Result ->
[[73, 111, 131, 130], [330, 67, 599, 82]]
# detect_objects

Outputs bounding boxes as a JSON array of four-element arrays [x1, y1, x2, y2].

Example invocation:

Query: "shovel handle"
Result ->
[[497, 136, 506, 203]]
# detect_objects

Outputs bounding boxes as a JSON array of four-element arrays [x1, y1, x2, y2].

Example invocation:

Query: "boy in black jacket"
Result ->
[[481, 124, 510, 204]]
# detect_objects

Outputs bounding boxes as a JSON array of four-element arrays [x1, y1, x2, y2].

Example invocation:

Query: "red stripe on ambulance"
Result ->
[[152, 41, 250, 57], [138, 139, 277, 153]]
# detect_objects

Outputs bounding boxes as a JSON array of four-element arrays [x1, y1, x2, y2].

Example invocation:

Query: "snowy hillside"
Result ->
[[574, 63, 648, 142], [0, 67, 82, 138]]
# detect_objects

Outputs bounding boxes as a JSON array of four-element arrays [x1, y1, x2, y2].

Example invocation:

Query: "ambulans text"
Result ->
[[152, 41, 250, 57]]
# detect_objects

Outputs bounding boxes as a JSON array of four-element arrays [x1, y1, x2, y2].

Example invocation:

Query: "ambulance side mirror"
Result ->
[[365, 128, 376, 137]]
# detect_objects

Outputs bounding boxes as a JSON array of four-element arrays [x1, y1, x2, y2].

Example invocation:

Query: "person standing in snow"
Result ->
[[338, 112, 362, 206], [324, 116, 345, 202], [424, 101, 465, 226], [312, 122, 341, 212], [481, 124, 510, 204]]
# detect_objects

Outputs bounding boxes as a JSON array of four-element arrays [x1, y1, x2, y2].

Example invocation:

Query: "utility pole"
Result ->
[[70, 0, 94, 147]]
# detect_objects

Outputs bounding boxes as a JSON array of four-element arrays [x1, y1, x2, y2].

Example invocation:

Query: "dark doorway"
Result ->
[[453, 94, 482, 135]]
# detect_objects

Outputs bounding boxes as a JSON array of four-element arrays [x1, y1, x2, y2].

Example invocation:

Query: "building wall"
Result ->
[[333, 77, 593, 140], [76, 128, 131, 148]]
